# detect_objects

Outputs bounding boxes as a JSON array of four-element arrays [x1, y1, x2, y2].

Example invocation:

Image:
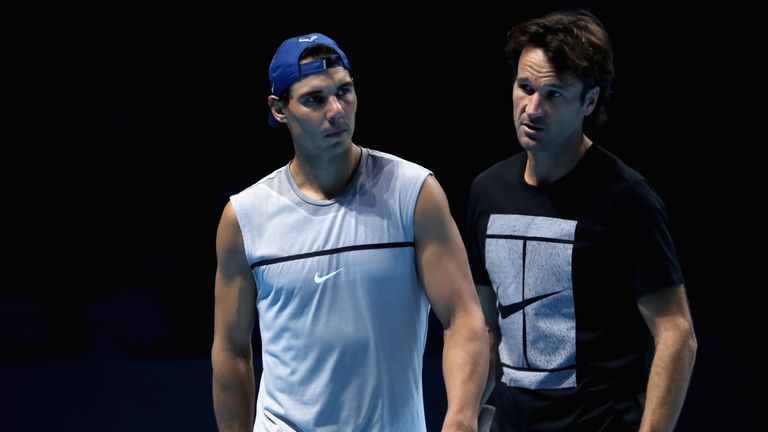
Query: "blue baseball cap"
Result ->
[[268, 33, 351, 127]]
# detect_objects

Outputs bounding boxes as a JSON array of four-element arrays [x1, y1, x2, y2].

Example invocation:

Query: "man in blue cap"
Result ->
[[212, 33, 489, 431]]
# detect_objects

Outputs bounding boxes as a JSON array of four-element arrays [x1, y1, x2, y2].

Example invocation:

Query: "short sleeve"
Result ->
[[617, 179, 685, 298]]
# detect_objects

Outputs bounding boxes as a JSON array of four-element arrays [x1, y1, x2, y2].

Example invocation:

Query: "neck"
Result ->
[[524, 134, 592, 186], [290, 144, 362, 200]]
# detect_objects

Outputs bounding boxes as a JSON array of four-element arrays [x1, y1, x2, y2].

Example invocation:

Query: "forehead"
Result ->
[[517, 46, 581, 89], [291, 67, 352, 95]]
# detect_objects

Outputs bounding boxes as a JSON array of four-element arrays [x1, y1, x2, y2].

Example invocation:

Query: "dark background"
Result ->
[[4, 3, 753, 431]]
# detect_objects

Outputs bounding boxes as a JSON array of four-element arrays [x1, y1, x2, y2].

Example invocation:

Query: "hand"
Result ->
[[478, 404, 495, 432], [441, 415, 479, 432]]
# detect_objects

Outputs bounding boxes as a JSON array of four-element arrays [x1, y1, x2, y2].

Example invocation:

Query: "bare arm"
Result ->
[[212, 202, 257, 431], [637, 284, 697, 432], [414, 176, 489, 432], [476, 284, 500, 404]]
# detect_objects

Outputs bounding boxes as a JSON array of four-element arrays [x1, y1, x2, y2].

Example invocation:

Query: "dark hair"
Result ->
[[278, 44, 341, 101], [505, 10, 614, 124]]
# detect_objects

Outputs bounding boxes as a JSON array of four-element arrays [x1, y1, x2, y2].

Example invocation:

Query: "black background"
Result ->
[[3, 3, 753, 430]]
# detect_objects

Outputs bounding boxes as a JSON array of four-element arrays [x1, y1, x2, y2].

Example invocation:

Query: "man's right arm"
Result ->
[[212, 202, 257, 431]]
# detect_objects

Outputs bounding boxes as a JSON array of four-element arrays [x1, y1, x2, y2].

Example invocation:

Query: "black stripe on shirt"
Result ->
[[251, 241, 415, 269]]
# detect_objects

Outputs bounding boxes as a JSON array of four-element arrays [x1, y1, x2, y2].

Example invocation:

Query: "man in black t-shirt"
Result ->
[[467, 10, 697, 431]]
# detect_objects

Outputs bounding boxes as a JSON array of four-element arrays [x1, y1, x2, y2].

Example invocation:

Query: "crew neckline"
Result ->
[[285, 146, 369, 206]]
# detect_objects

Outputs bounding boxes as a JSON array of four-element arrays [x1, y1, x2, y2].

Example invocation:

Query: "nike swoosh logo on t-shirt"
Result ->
[[498, 290, 564, 319], [314, 268, 344, 284]]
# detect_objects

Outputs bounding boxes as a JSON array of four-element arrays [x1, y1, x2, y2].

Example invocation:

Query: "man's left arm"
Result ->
[[637, 284, 697, 432], [414, 176, 489, 432]]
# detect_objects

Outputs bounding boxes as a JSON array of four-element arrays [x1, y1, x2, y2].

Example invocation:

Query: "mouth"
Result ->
[[521, 122, 545, 133], [324, 128, 347, 138]]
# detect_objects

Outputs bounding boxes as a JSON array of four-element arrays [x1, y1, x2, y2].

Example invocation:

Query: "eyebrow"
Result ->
[[517, 77, 577, 91], [296, 80, 354, 99]]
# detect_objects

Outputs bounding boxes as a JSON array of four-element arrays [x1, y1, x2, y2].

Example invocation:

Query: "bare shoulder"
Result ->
[[414, 175, 451, 220], [216, 201, 247, 268], [217, 201, 241, 237], [413, 174, 464, 258]]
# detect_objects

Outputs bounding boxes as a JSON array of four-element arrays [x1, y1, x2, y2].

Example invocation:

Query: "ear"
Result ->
[[583, 87, 600, 116], [268, 95, 287, 125]]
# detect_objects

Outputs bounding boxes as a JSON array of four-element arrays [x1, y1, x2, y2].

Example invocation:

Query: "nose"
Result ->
[[327, 96, 343, 124], [525, 93, 544, 121]]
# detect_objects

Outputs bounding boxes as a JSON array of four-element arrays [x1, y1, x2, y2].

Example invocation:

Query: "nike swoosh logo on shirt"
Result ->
[[314, 268, 344, 284], [498, 290, 564, 319]]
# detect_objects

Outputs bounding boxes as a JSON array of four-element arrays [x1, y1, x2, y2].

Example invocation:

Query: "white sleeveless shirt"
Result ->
[[230, 147, 432, 431]]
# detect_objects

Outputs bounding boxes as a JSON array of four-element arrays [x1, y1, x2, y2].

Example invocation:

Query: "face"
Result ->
[[280, 67, 357, 151], [513, 46, 598, 153]]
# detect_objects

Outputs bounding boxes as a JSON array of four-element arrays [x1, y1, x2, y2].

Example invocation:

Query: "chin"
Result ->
[[517, 135, 538, 149]]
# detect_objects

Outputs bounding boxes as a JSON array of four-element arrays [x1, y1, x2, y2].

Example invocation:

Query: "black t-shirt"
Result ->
[[466, 144, 684, 431]]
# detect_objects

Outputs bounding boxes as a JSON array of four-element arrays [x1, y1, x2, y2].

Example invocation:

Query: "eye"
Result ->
[[518, 83, 534, 95], [547, 90, 563, 99], [302, 95, 326, 106], [336, 86, 353, 99]]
